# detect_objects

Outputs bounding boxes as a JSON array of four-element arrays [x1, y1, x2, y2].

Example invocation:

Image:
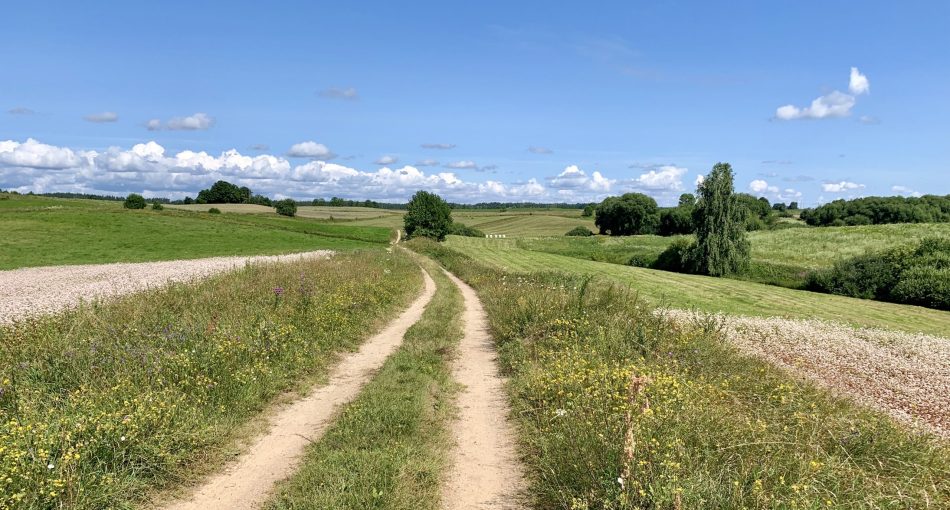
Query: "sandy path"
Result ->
[[443, 270, 526, 510], [159, 268, 436, 510], [0, 251, 333, 323]]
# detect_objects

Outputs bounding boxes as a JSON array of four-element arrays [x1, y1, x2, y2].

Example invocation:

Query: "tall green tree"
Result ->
[[594, 193, 660, 235], [692, 163, 750, 276], [404, 190, 453, 240]]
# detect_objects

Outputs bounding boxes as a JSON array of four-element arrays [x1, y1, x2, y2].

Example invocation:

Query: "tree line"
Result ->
[[800, 195, 950, 226]]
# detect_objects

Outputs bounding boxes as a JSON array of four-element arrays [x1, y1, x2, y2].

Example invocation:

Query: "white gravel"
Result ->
[[664, 309, 950, 438], [0, 251, 333, 323]]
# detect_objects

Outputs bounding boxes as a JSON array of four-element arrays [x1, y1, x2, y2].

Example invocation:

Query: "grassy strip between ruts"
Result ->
[[264, 255, 463, 509], [409, 239, 950, 509], [0, 251, 421, 509], [445, 237, 950, 337]]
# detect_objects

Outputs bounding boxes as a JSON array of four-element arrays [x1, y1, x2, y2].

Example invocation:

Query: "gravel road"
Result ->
[[0, 251, 332, 323]]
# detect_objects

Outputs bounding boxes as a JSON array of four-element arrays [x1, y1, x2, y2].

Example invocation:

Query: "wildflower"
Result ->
[[555, 408, 567, 417], [617, 476, 625, 489], [47, 463, 55, 470], [273, 286, 284, 296]]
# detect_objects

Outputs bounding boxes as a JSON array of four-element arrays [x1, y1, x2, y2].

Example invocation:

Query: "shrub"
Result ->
[[275, 198, 297, 217], [404, 191, 452, 241], [447, 222, 485, 237], [123, 193, 146, 209], [208, 207, 221, 214], [565, 226, 594, 237], [652, 237, 697, 273], [151, 201, 164, 211], [658, 207, 693, 236], [581, 205, 595, 217]]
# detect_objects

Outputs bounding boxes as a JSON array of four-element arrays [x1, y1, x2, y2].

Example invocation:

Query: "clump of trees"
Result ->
[[193, 180, 273, 206], [658, 193, 695, 236], [800, 195, 950, 226], [123, 193, 146, 209], [404, 191, 453, 241], [275, 199, 297, 217], [806, 237, 950, 310], [594, 193, 660, 235], [653, 163, 751, 276]]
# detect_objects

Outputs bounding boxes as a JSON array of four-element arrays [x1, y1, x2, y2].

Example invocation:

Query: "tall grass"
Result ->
[[0, 252, 420, 509], [409, 239, 950, 509]]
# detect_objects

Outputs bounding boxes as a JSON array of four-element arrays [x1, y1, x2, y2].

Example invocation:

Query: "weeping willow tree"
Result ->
[[692, 162, 750, 276]]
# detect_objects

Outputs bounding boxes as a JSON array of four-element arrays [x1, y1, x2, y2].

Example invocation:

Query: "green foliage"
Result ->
[[807, 237, 950, 310], [658, 206, 693, 236], [692, 163, 751, 276], [123, 193, 146, 209], [594, 193, 660, 235], [196, 180, 252, 204], [565, 226, 594, 237], [801, 195, 950, 226], [447, 222, 485, 237], [581, 204, 595, 217], [208, 207, 221, 214], [151, 201, 164, 211], [274, 198, 297, 217], [404, 191, 452, 241], [652, 237, 697, 272]]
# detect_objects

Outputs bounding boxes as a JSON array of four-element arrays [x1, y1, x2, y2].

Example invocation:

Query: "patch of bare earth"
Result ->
[[0, 251, 332, 323], [665, 310, 950, 438], [443, 270, 526, 510], [159, 269, 436, 510]]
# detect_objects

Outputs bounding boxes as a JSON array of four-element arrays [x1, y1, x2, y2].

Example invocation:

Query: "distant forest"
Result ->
[[801, 195, 950, 226]]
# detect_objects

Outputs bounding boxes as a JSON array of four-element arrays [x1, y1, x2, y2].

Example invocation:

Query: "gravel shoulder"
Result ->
[[0, 251, 333, 323]]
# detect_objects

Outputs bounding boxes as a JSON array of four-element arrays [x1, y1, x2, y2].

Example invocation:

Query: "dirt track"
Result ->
[[0, 251, 332, 323], [443, 270, 526, 510], [159, 268, 436, 510]]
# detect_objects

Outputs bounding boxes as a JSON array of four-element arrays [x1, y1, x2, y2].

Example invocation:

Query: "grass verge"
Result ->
[[265, 255, 463, 509], [409, 238, 950, 509], [0, 251, 420, 509]]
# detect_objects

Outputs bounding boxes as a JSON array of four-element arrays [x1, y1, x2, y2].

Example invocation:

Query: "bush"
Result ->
[[565, 226, 594, 237], [208, 207, 221, 214], [404, 191, 452, 241], [581, 205, 595, 217], [447, 222, 485, 237], [151, 202, 164, 211], [806, 237, 950, 310], [275, 199, 297, 217], [123, 193, 146, 209], [658, 207, 693, 236], [652, 237, 697, 273]]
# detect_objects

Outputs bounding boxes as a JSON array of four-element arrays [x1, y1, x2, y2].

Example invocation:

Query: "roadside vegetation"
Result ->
[[266, 257, 463, 509], [409, 238, 950, 509], [0, 252, 420, 508]]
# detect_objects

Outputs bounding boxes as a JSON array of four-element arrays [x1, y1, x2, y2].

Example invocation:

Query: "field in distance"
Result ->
[[0, 194, 390, 269], [444, 235, 950, 337]]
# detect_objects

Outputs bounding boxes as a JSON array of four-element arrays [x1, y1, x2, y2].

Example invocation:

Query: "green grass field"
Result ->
[[444, 236, 950, 337], [345, 207, 595, 237], [0, 195, 390, 269]]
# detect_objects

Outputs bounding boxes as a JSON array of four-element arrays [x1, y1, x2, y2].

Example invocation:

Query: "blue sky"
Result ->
[[1, 1, 948, 205]]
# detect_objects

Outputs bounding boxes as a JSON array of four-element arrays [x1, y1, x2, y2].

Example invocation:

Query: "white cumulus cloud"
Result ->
[[145, 113, 215, 131], [444, 160, 478, 170], [632, 165, 686, 191], [775, 68, 870, 120], [287, 141, 333, 159], [549, 165, 614, 193], [374, 155, 399, 165], [822, 181, 865, 193], [892, 185, 922, 197]]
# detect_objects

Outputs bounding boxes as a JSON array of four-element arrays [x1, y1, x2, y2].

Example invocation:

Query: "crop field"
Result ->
[[444, 236, 950, 336], [345, 207, 595, 237], [166, 203, 276, 214], [0, 195, 389, 269]]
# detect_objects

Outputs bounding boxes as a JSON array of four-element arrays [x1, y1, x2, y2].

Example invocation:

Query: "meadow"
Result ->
[[0, 194, 389, 269], [409, 239, 950, 508], [444, 236, 950, 337], [0, 252, 420, 508]]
